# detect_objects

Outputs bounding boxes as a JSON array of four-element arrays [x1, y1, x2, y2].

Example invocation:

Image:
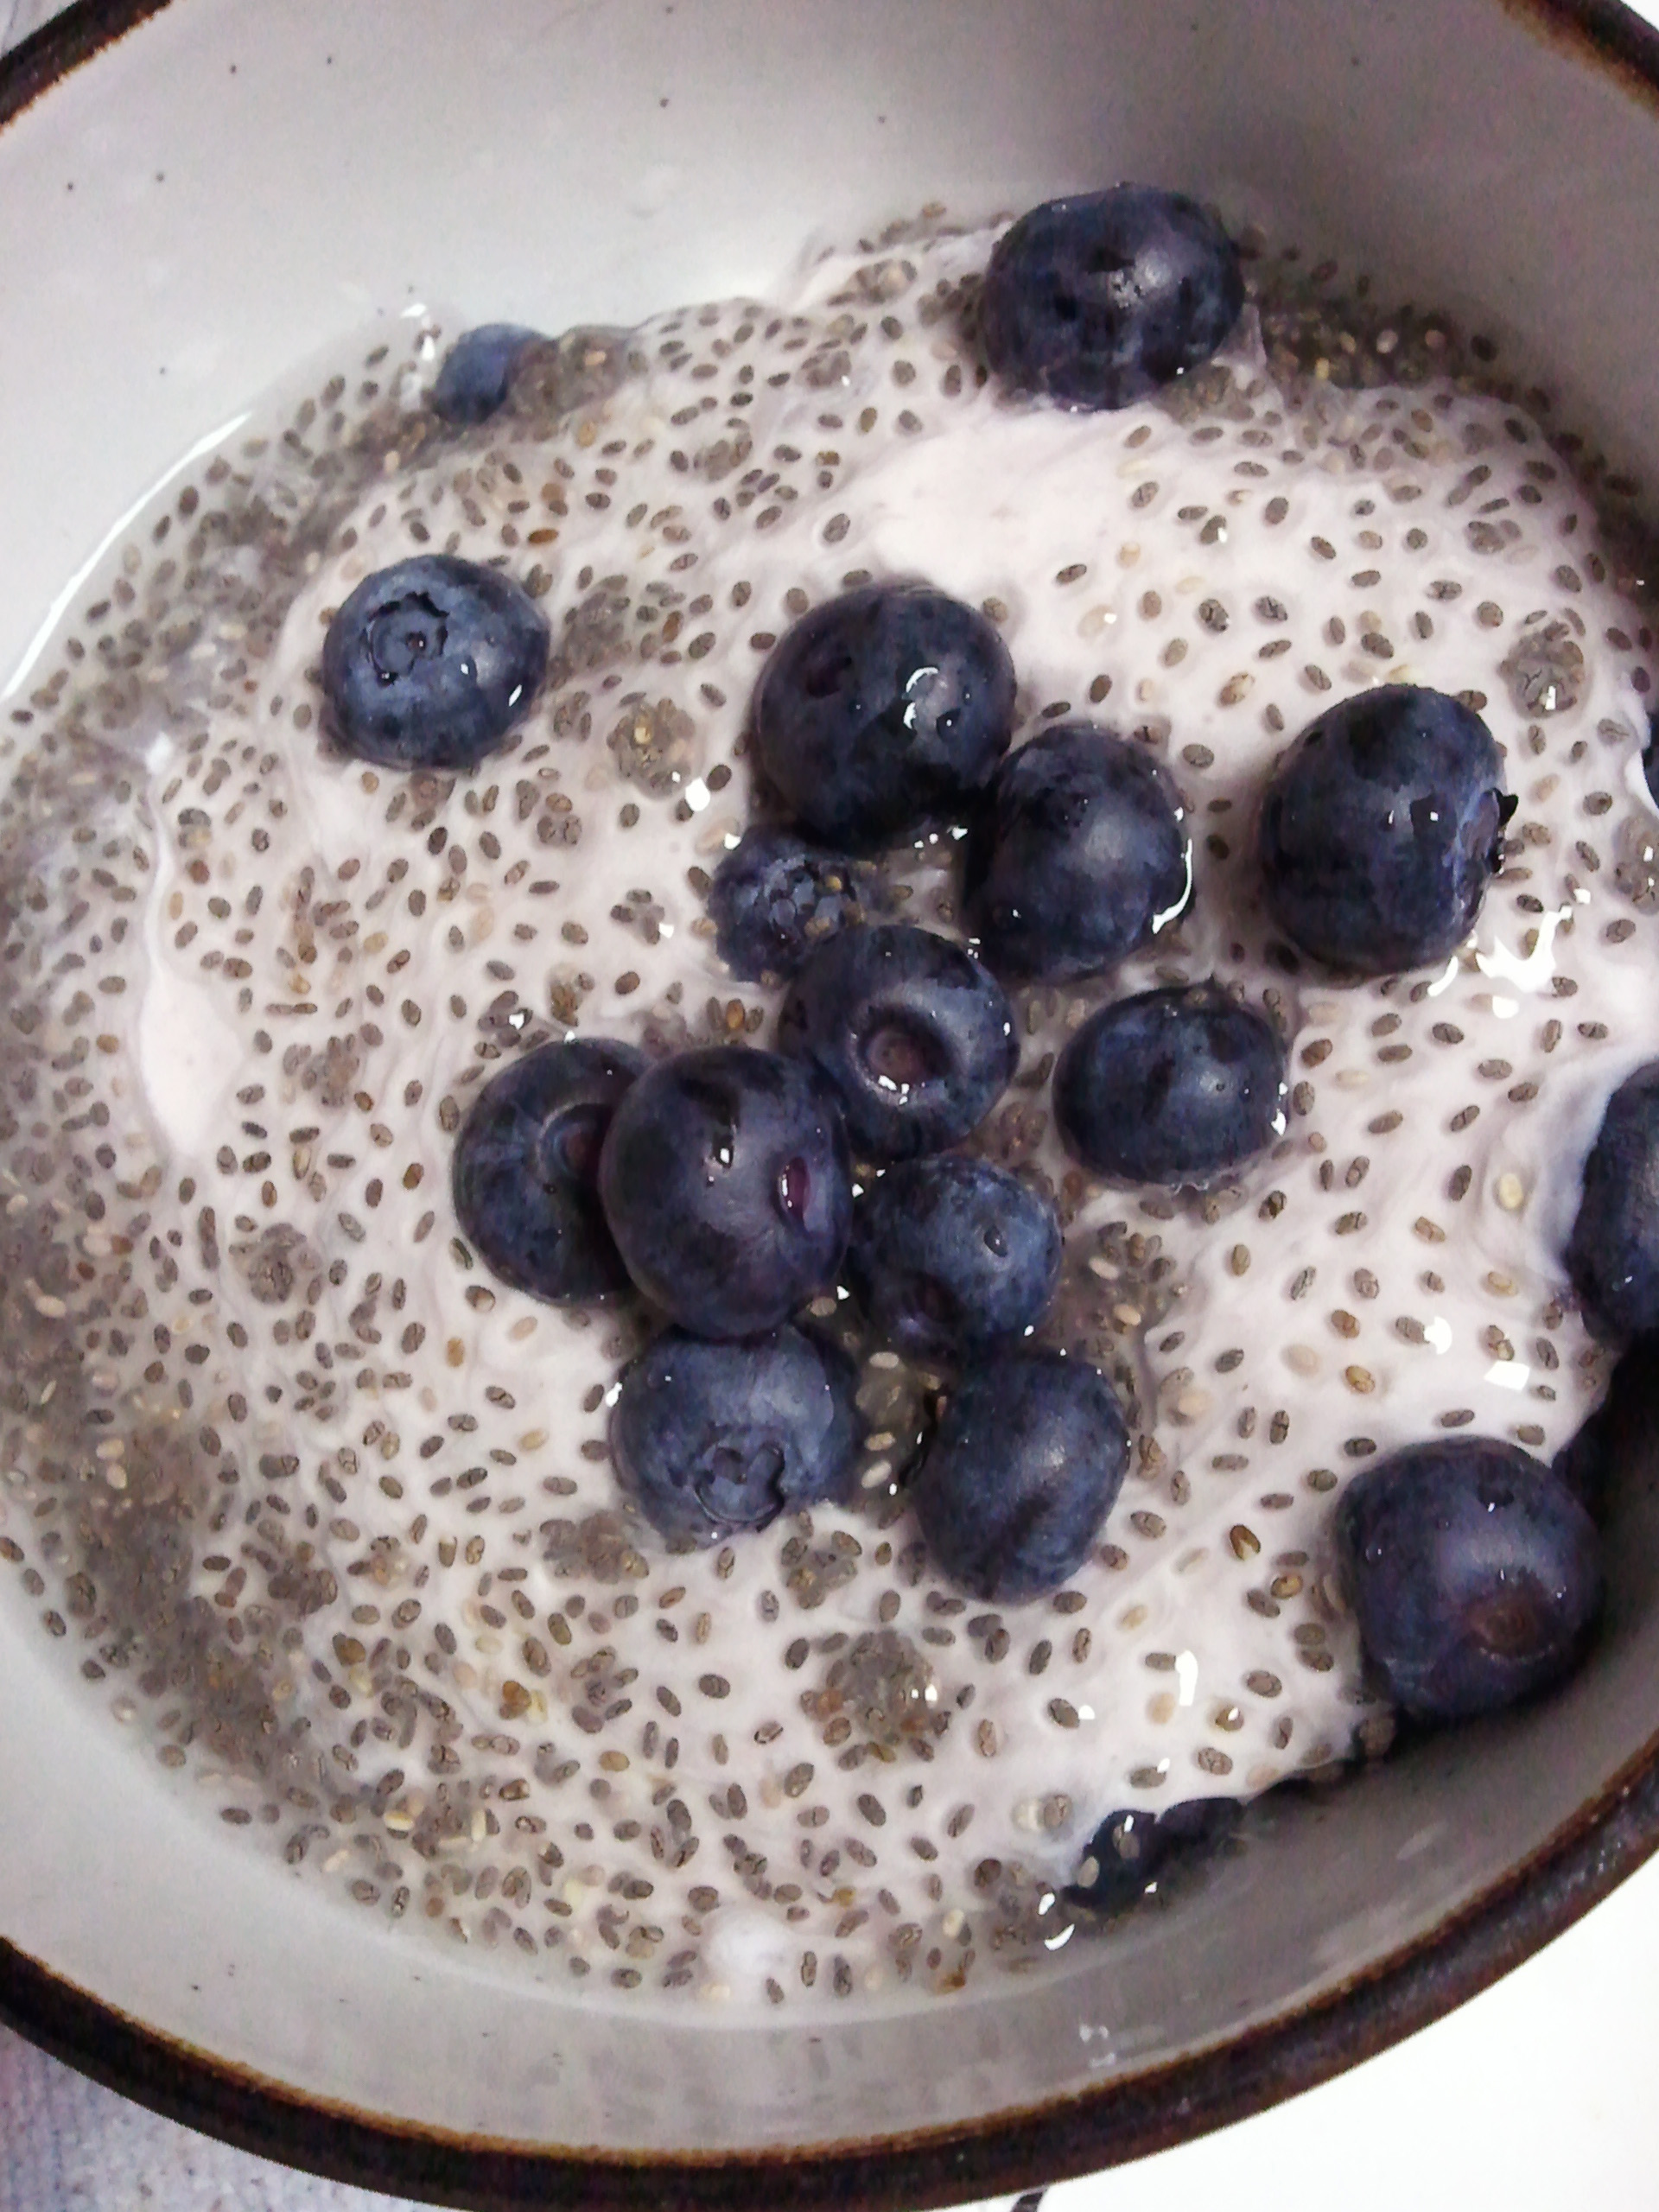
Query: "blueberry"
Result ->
[[429, 323, 633, 425], [1337, 1437, 1602, 1725], [321, 553, 549, 772], [1645, 706, 1659, 807], [963, 723, 1192, 981], [847, 1154, 1061, 1364], [452, 1039, 644, 1303], [1259, 684, 1513, 976], [1066, 1798, 1243, 1919], [1552, 1401, 1613, 1523], [612, 1324, 860, 1546], [779, 924, 1017, 1162], [979, 186, 1244, 411], [1053, 982, 1287, 1186], [1554, 1347, 1640, 1524], [597, 1046, 851, 1338], [753, 583, 1016, 852], [1565, 1059, 1659, 1339], [707, 826, 875, 984], [910, 1347, 1128, 1602], [429, 324, 545, 424]]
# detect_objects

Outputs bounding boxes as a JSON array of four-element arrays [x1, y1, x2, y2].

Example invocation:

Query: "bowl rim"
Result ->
[[3, 1, 1659, 2203], [5, 1719, 1659, 2209]]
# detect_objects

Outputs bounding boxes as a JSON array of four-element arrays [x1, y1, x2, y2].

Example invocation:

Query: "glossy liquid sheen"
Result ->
[[0, 214, 1653, 2012]]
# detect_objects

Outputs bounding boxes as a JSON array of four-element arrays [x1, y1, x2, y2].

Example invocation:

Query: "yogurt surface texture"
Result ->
[[0, 212, 1653, 2012]]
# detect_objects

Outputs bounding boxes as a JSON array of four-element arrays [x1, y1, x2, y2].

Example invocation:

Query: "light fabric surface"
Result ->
[[0, 0, 73, 54], [0, 2024, 416, 2211]]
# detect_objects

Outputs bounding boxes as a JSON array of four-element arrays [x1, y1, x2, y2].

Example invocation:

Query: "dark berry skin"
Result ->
[[1054, 982, 1287, 1186], [753, 583, 1016, 853], [707, 826, 872, 984], [612, 1325, 860, 1546], [1552, 1401, 1613, 1524], [597, 1046, 851, 1339], [452, 1039, 644, 1303], [1336, 1438, 1603, 1725], [1644, 706, 1659, 806], [846, 1154, 1061, 1365], [963, 723, 1192, 982], [979, 186, 1244, 411], [1259, 684, 1513, 976], [910, 1348, 1128, 1602], [1066, 1799, 1243, 1919], [1566, 1060, 1659, 1339], [321, 553, 550, 772], [429, 323, 545, 424], [779, 924, 1017, 1162]]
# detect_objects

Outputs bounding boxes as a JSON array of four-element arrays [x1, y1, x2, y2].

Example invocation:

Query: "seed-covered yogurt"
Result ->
[[0, 210, 1654, 2011]]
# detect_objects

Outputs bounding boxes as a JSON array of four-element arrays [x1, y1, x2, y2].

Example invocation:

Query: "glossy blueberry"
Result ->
[[612, 1324, 860, 1546], [979, 185, 1244, 411], [1259, 684, 1513, 976], [847, 1154, 1061, 1364], [1644, 705, 1659, 807], [1054, 982, 1287, 1186], [429, 323, 545, 424], [597, 1046, 851, 1339], [1566, 1060, 1659, 1339], [910, 1348, 1128, 1602], [1336, 1438, 1603, 1725], [963, 723, 1192, 981], [779, 924, 1017, 1162], [707, 826, 874, 983], [452, 1039, 644, 1303], [753, 583, 1016, 853], [321, 553, 549, 772], [1066, 1799, 1243, 1919]]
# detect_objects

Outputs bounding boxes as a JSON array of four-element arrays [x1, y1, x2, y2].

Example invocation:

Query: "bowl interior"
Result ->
[[3, 0, 1659, 2188]]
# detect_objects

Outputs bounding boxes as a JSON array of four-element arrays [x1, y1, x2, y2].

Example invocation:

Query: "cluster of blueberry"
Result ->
[[373, 547, 1604, 1711], [441, 556, 1309, 1610], [312, 182, 1645, 1919]]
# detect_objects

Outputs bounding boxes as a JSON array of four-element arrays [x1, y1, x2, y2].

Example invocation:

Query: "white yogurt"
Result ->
[[0, 214, 1653, 2012]]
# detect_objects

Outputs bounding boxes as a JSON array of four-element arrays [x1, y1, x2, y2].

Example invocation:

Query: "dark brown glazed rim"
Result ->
[[3, 1, 1659, 2204]]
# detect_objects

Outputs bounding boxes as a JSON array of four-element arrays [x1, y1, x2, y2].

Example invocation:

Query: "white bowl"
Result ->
[[3, 3, 1659, 2203]]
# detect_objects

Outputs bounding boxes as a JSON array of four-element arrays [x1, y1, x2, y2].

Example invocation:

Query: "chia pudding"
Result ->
[[0, 202, 1654, 2012]]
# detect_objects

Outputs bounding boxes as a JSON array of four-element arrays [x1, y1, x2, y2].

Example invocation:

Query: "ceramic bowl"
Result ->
[[3, 3, 1659, 2205]]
